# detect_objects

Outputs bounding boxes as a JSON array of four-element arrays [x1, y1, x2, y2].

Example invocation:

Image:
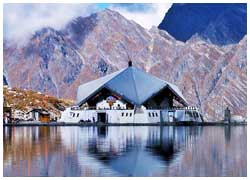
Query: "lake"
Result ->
[[3, 125, 247, 177]]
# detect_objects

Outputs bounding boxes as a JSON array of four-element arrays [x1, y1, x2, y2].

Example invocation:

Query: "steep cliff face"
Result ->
[[3, 9, 247, 121], [145, 28, 246, 120], [4, 27, 84, 98], [158, 3, 247, 46]]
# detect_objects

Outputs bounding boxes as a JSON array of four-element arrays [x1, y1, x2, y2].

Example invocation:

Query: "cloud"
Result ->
[[109, 3, 172, 29], [111, 3, 154, 12], [3, 3, 172, 44], [3, 3, 99, 43]]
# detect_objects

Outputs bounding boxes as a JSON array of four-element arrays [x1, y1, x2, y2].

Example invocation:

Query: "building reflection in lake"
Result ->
[[3, 125, 246, 177], [86, 126, 203, 176]]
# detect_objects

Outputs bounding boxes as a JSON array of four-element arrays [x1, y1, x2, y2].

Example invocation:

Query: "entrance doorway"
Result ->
[[97, 113, 107, 123]]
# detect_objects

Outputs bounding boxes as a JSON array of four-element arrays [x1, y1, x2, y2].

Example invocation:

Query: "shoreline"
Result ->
[[3, 121, 247, 127]]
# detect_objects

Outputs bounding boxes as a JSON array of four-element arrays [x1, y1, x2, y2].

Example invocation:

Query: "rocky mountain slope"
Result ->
[[158, 3, 247, 46], [3, 9, 247, 121], [3, 86, 74, 115]]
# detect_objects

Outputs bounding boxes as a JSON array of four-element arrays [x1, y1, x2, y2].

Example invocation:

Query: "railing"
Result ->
[[70, 107, 130, 111], [146, 106, 199, 111], [70, 106, 200, 112]]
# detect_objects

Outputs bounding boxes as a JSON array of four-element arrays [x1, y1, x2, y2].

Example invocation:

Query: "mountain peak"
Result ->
[[63, 8, 138, 48], [94, 8, 130, 24], [97, 8, 123, 17], [100, 8, 118, 14], [158, 3, 247, 46]]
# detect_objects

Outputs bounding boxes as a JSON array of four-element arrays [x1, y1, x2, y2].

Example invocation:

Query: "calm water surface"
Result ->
[[3, 125, 247, 177]]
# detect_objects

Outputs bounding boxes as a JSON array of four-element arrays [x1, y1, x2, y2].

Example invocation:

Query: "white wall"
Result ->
[[145, 110, 161, 123], [59, 108, 202, 123], [60, 109, 160, 123], [59, 108, 97, 123], [105, 110, 134, 123]]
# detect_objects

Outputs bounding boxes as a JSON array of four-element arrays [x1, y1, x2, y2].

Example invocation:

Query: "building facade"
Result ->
[[60, 62, 203, 123]]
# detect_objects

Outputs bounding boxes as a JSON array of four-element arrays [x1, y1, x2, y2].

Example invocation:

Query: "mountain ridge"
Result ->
[[158, 3, 247, 46], [3, 8, 246, 121]]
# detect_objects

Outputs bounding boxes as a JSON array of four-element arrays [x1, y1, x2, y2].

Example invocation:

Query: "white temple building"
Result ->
[[59, 61, 203, 123]]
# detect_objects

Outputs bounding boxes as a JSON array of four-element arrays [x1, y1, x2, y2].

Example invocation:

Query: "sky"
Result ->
[[3, 3, 172, 43]]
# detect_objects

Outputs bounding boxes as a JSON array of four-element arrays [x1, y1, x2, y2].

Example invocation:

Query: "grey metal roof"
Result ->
[[77, 66, 188, 106]]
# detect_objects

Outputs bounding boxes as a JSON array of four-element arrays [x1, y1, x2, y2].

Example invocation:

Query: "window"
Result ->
[[77, 113, 79, 117], [72, 113, 75, 117], [155, 113, 158, 117], [121, 112, 124, 117], [130, 113, 132, 117], [148, 113, 151, 117], [126, 113, 128, 117], [152, 113, 155, 117]]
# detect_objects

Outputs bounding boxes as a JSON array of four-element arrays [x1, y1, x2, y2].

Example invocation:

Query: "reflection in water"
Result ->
[[224, 125, 231, 142], [3, 125, 246, 177], [97, 126, 108, 137]]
